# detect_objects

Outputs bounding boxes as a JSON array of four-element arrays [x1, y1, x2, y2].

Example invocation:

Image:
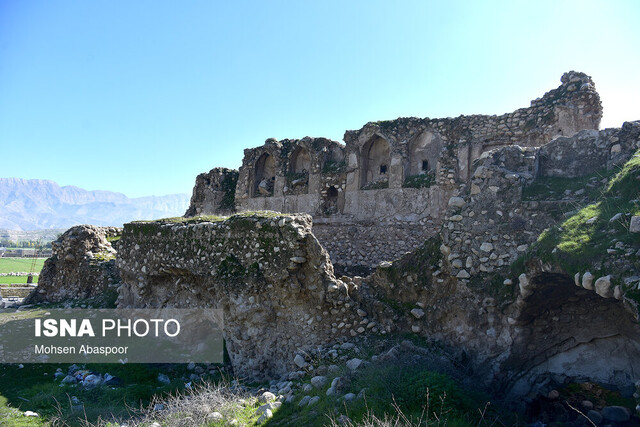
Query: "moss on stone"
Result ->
[[321, 159, 345, 174], [216, 255, 246, 279], [468, 273, 515, 306], [218, 170, 239, 211], [403, 172, 435, 189]]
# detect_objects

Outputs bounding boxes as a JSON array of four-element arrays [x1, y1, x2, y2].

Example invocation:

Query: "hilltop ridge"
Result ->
[[0, 178, 189, 230]]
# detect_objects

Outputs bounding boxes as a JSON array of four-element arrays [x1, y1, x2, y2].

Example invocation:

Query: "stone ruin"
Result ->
[[114, 116, 640, 398], [29, 72, 640, 403], [186, 71, 602, 274], [26, 225, 121, 304]]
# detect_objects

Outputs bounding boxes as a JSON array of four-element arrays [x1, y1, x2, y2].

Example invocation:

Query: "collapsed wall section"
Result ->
[[439, 122, 640, 284], [115, 213, 374, 380], [25, 225, 121, 304], [184, 168, 238, 217]]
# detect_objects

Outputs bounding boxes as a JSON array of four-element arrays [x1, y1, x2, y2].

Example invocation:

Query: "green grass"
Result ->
[[0, 308, 223, 425], [522, 167, 615, 201], [0, 258, 47, 275], [361, 180, 389, 190], [527, 151, 640, 279], [562, 382, 636, 409], [92, 252, 115, 262], [0, 393, 46, 426], [105, 235, 121, 244], [285, 171, 308, 185], [0, 362, 207, 426], [0, 276, 38, 284], [132, 211, 286, 226], [131, 214, 226, 225], [321, 160, 346, 174], [269, 357, 503, 427]]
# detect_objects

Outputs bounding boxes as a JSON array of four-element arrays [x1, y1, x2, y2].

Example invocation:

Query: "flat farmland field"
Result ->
[[0, 276, 37, 284], [0, 258, 46, 274]]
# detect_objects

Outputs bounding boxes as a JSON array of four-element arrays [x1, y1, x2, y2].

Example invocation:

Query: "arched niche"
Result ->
[[253, 153, 276, 197], [287, 146, 310, 194], [360, 136, 390, 188], [290, 147, 311, 173], [408, 131, 438, 176]]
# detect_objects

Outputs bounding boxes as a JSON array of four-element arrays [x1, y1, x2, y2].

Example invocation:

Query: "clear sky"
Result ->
[[1, 0, 639, 198]]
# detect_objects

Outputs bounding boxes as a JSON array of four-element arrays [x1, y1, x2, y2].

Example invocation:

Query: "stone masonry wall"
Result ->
[[440, 122, 640, 284], [184, 168, 238, 217], [185, 71, 602, 273], [115, 213, 376, 380], [26, 225, 121, 304], [313, 218, 439, 275]]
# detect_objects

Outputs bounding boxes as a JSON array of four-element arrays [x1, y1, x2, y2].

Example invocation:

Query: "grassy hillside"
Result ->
[[525, 150, 640, 284]]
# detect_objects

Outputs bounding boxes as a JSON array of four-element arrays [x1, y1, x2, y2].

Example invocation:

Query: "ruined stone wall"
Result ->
[[439, 122, 640, 283], [51, 123, 634, 394], [232, 72, 601, 217], [537, 121, 640, 178], [185, 72, 602, 272], [115, 213, 375, 380], [234, 137, 345, 206], [184, 168, 238, 217], [342, 70, 601, 188], [313, 217, 440, 275], [354, 121, 640, 396], [29, 78, 640, 399], [25, 225, 121, 304]]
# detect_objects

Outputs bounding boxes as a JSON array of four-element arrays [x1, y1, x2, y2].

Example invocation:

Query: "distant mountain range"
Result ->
[[0, 178, 190, 231]]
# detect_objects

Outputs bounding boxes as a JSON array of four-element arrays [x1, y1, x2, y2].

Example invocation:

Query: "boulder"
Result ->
[[601, 406, 630, 422], [582, 272, 594, 290], [310, 376, 327, 389], [595, 275, 613, 298]]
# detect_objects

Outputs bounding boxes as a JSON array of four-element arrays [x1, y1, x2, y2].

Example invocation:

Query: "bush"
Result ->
[[403, 173, 435, 189]]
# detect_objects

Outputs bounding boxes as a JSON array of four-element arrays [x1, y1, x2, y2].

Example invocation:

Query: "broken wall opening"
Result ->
[[322, 145, 345, 173], [319, 185, 340, 216], [503, 273, 640, 398]]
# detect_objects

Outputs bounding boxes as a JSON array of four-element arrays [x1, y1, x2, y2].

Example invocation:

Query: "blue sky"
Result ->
[[1, 0, 639, 198]]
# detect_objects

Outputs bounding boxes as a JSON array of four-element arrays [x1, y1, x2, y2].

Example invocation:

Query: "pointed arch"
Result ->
[[360, 136, 390, 188], [253, 152, 276, 197], [290, 146, 311, 173]]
